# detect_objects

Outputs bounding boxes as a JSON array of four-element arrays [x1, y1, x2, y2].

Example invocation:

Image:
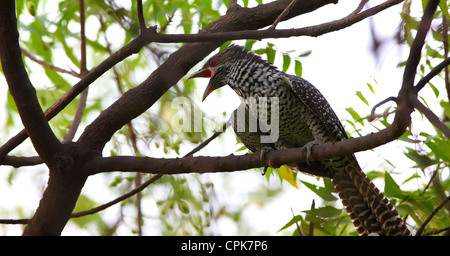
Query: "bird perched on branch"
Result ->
[[187, 44, 411, 236]]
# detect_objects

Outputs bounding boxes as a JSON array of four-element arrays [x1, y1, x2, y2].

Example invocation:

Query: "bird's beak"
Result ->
[[186, 68, 215, 102]]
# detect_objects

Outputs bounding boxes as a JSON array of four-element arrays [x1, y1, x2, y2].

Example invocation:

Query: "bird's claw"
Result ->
[[304, 139, 323, 166], [260, 147, 273, 175]]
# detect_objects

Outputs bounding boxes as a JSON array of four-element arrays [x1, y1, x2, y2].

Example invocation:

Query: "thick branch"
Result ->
[[387, 0, 440, 142], [87, 123, 412, 176], [1, 156, 43, 167], [0, 0, 63, 167], [139, 0, 401, 43]]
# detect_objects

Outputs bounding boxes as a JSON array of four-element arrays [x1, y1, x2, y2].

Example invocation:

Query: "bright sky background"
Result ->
[[0, 0, 447, 235]]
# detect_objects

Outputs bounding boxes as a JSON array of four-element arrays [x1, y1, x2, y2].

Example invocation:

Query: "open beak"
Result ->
[[186, 68, 214, 102]]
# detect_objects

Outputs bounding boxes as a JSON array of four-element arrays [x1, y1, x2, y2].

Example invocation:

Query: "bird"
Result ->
[[187, 44, 411, 236]]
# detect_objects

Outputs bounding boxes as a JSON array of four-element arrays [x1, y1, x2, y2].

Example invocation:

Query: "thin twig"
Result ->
[[416, 195, 450, 236], [410, 96, 450, 139], [71, 174, 162, 218], [442, 15, 450, 107], [158, 15, 173, 34], [290, 208, 304, 236], [414, 56, 450, 92], [21, 48, 81, 78], [63, 0, 89, 143], [422, 226, 450, 236], [137, 0, 146, 32], [368, 96, 398, 121], [270, 0, 299, 30], [351, 0, 369, 16], [309, 200, 315, 236], [420, 169, 439, 197]]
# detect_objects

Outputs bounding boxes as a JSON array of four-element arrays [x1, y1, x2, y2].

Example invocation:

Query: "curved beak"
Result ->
[[186, 68, 214, 102]]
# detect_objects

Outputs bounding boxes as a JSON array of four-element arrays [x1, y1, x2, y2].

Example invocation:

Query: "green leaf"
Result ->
[[282, 54, 291, 73], [303, 206, 342, 218], [440, 101, 450, 120], [300, 180, 337, 201], [345, 107, 363, 125], [298, 50, 312, 58], [244, 39, 257, 50], [425, 138, 450, 162], [16, 0, 25, 17], [427, 81, 440, 98], [26, 0, 36, 16], [294, 60, 302, 77], [439, 0, 449, 16], [178, 200, 190, 214], [366, 82, 375, 94], [403, 147, 435, 169], [264, 167, 274, 183], [355, 91, 369, 106], [384, 172, 407, 200], [278, 214, 303, 232], [266, 43, 275, 64]]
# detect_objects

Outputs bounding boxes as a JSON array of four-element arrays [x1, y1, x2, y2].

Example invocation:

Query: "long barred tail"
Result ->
[[330, 155, 411, 236]]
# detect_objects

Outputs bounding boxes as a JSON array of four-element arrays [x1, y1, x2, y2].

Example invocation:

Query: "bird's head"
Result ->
[[187, 45, 250, 101]]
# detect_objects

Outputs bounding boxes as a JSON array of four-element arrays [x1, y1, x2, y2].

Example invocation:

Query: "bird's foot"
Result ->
[[259, 147, 273, 176], [304, 139, 323, 165]]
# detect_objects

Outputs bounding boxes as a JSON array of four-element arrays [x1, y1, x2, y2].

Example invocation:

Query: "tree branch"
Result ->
[[369, 96, 398, 121], [1, 155, 43, 167], [21, 48, 81, 78], [0, 0, 63, 168], [414, 56, 450, 93], [442, 15, 450, 108], [85, 122, 414, 176], [137, 0, 402, 43], [63, 0, 89, 143], [136, 0, 146, 32], [270, 0, 299, 29], [416, 195, 450, 236], [410, 96, 450, 138], [400, 0, 438, 91]]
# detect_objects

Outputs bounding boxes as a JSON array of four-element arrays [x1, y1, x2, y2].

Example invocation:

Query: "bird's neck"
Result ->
[[226, 60, 281, 99]]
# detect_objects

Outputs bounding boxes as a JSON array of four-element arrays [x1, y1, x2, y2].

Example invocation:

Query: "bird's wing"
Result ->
[[283, 75, 348, 142]]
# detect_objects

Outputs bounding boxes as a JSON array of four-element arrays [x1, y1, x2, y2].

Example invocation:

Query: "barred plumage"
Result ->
[[188, 44, 411, 236]]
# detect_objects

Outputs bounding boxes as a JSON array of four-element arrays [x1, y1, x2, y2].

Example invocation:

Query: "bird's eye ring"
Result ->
[[209, 59, 216, 66]]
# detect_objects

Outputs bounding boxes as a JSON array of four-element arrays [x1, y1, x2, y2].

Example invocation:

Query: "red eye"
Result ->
[[209, 59, 216, 66]]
